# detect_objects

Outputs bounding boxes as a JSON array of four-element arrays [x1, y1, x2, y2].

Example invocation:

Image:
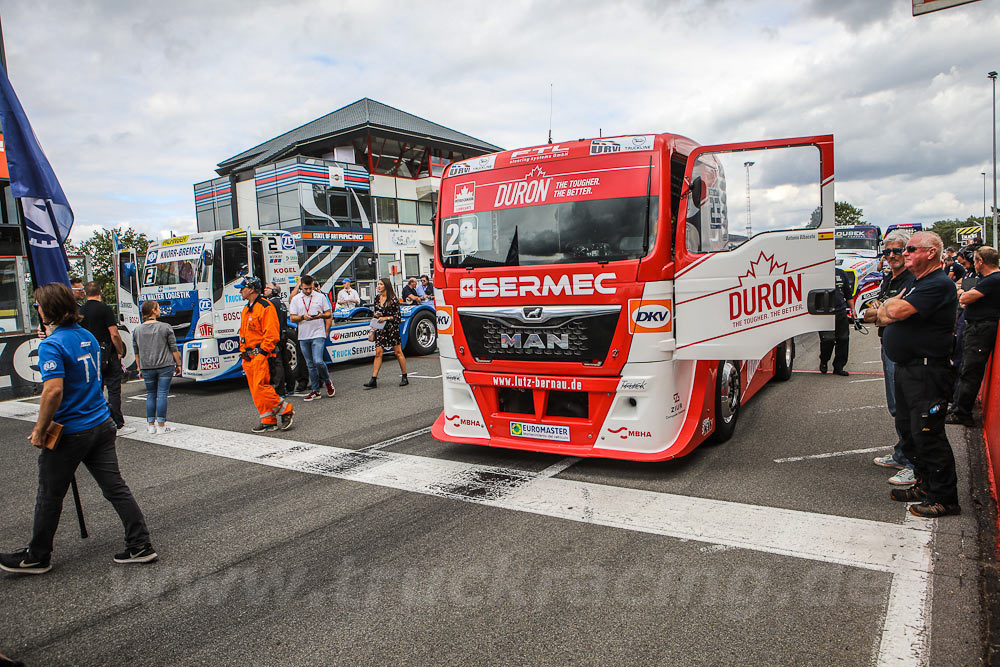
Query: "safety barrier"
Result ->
[[979, 329, 1000, 538]]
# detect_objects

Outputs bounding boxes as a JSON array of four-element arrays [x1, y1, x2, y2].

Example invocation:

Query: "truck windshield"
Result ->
[[440, 196, 657, 268], [835, 237, 879, 252], [149, 258, 200, 286]]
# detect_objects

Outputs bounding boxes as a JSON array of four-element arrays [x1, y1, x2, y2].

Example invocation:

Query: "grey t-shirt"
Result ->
[[133, 320, 178, 370]]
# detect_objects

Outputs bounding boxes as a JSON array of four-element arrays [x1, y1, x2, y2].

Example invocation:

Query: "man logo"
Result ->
[[628, 299, 673, 334], [522, 306, 543, 320], [437, 306, 454, 335]]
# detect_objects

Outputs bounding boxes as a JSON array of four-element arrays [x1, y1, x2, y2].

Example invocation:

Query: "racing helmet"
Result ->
[[235, 275, 262, 293]]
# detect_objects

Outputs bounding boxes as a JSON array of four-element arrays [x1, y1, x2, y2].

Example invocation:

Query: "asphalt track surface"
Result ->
[[0, 331, 989, 666]]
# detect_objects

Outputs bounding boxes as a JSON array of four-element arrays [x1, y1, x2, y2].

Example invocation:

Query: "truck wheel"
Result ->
[[405, 311, 437, 356], [285, 333, 300, 375], [775, 339, 794, 381], [711, 360, 741, 443]]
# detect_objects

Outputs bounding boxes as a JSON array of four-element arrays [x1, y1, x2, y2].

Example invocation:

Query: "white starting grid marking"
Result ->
[[773, 446, 886, 464], [126, 394, 176, 401], [850, 378, 883, 384], [0, 400, 932, 665]]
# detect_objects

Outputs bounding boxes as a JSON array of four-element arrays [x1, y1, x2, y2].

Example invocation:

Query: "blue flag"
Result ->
[[0, 65, 73, 287]]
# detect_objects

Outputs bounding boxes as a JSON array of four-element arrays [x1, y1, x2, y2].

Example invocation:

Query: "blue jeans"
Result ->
[[143, 366, 173, 423], [882, 344, 912, 469], [30, 418, 150, 561], [299, 337, 331, 391]]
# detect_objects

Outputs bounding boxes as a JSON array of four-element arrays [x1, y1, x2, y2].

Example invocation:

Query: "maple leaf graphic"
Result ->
[[737, 252, 790, 287], [525, 166, 547, 180], [457, 185, 472, 197]]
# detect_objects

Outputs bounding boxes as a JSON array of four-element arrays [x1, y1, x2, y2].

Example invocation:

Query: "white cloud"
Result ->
[[2, 0, 998, 238]]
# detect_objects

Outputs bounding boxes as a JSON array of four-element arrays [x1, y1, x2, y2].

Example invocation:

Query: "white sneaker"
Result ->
[[888, 468, 917, 486], [156, 425, 176, 435], [118, 426, 137, 436], [146, 424, 156, 434]]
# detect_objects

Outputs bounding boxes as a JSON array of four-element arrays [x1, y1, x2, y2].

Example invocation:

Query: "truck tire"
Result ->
[[711, 360, 741, 444], [405, 311, 437, 356], [285, 334, 300, 376], [774, 339, 794, 382]]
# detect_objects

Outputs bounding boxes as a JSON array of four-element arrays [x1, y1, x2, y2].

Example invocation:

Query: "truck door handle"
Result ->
[[807, 288, 836, 315]]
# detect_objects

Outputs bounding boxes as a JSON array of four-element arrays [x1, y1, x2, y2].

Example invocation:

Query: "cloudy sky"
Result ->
[[1, 0, 998, 244]]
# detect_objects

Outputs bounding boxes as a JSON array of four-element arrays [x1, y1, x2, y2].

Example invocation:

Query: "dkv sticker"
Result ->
[[628, 299, 672, 333]]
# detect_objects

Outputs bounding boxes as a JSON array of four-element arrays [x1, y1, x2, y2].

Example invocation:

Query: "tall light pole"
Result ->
[[744, 161, 755, 239], [990, 71, 998, 247], [984, 171, 989, 224]]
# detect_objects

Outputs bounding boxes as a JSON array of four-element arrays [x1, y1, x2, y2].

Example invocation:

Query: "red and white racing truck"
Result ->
[[431, 133, 836, 461]]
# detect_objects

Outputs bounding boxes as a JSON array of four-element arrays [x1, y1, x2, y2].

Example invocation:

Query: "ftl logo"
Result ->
[[728, 252, 806, 328]]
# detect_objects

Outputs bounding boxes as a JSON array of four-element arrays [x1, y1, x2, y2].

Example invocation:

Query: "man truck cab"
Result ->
[[432, 133, 836, 461]]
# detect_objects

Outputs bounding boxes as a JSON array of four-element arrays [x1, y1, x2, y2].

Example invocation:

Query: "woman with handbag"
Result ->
[[133, 300, 181, 434], [0, 283, 156, 574], [363, 277, 408, 389]]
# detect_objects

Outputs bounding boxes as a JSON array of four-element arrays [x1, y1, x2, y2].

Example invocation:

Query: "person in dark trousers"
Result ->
[[818, 267, 855, 376], [947, 246, 1000, 426], [264, 281, 292, 398], [878, 231, 960, 518], [861, 232, 916, 486], [80, 281, 135, 435], [0, 283, 157, 575], [953, 246, 981, 371]]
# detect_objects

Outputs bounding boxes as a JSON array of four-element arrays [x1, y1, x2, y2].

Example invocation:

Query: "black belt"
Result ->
[[898, 357, 952, 368]]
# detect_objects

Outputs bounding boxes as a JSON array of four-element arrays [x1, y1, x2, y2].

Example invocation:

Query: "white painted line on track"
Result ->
[[863, 360, 883, 364], [407, 374, 442, 379], [0, 399, 933, 665], [850, 378, 883, 383], [537, 456, 581, 479], [774, 446, 886, 463], [360, 426, 433, 451], [127, 394, 175, 400], [816, 404, 887, 415]]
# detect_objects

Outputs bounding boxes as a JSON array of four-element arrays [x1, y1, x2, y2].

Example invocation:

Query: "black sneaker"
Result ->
[[945, 413, 974, 426], [909, 502, 962, 518], [890, 486, 928, 502], [280, 410, 294, 431], [0, 548, 52, 575], [363, 377, 377, 389], [819, 361, 828, 374], [833, 369, 849, 376], [252, 422, 277, 433], [113, 543, 158, 564], [399, 375, 409, 387]]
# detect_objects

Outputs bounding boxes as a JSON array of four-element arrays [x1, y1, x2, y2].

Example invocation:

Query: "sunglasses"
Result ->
[[881, 248, 904, 257], [904, 246, 932, 253]]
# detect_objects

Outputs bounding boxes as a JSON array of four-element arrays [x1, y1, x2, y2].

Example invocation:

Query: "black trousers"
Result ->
[[101, 356, 124, 429], [818, 313, 850, 371], [895, 363, 958, 505], [951, 319, 998, 420], [29, 418, 150, 561], [289, 336, 309, 391]]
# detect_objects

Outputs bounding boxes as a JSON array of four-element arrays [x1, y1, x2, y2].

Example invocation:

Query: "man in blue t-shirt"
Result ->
[[878, 232, 960, 518], [948, 246, 1000, 426], [0, 283, 157, 575]]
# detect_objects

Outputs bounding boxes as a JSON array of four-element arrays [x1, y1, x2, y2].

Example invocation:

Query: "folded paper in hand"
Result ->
[[370, 317, 386, 331]]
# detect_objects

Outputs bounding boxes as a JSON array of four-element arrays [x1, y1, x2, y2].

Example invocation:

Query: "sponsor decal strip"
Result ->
[[676, 311, 810, 349], [675, 257, 834, 306], [0, 400, 931, 665]]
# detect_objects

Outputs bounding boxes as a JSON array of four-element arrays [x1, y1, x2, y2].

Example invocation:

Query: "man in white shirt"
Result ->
[[288, 274, 334, 401], [336, 279, 361, 309]]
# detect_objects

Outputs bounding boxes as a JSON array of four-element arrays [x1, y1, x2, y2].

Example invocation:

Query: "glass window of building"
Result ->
[[278, 189, 300, 223], [197, 207, 215, 233], [375, 197, 397, 224], [397, 200, 418, 225], [0, 258, 25, 334], [217, 204, 234, 229], [378, 253, 395, 280], [352, 192, 373, 224], [404, 253, 419, 278], [329, 192, 349, 219], [258, 194, 279, 226], [417, 200, 434, 226]]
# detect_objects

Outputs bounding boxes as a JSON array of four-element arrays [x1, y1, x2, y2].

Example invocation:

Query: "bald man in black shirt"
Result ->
[[878, 231, 960, 518]]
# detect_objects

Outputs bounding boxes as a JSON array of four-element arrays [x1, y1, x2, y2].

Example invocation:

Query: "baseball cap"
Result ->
[[235, 276, 262, 292]]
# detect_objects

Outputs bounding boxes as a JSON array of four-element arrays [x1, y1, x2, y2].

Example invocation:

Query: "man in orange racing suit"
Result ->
[[236, 276, 294, 433]]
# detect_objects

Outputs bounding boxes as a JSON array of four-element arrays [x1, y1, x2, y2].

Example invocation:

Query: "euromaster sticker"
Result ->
[[509, 421, 570, 442]]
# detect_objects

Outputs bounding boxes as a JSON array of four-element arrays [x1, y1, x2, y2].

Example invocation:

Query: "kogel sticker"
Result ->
[[509, 421, 570, 442]]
